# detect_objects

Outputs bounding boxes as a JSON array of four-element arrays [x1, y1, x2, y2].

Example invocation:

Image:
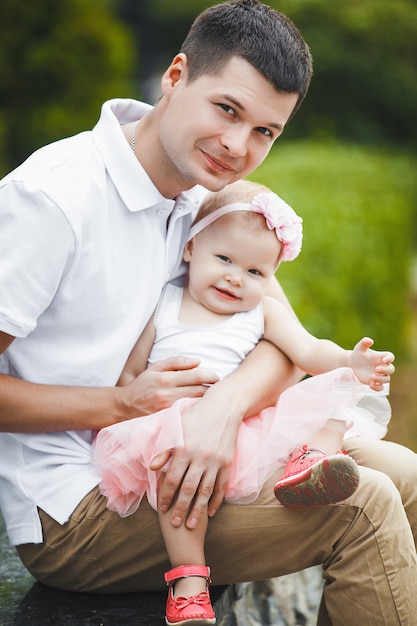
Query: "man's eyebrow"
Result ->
[[222, 94, 284, 132]]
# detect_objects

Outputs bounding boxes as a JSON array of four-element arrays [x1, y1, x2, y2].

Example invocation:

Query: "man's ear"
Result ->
[[161, 53, 189, 96], [183, 239, 193, 262]]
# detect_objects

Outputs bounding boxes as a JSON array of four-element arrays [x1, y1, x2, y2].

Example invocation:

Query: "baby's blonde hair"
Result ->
[[188, 179, 302, 265], [195, 180, 271, 226]]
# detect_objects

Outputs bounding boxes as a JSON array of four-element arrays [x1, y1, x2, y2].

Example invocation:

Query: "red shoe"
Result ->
[[274, 445, 360, 510], [164, 565, 216, 626]]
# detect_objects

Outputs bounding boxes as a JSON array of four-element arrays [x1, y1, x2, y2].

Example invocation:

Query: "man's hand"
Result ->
[[151, 393, 238, 529], [121, 356, 219, 418]]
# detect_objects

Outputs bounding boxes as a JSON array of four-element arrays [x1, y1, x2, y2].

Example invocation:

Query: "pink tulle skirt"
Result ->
[[92, 367, 391, 517]]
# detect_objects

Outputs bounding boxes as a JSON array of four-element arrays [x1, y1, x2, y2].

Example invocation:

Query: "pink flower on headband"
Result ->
[[186, 190, 303, 263], [251, 192, 303, 262]]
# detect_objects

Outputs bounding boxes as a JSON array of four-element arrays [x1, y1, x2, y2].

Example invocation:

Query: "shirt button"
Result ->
[[157, 209, 166, 217]]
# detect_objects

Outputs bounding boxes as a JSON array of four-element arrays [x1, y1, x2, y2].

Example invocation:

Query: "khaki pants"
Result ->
[[18, 437, 417, 626]]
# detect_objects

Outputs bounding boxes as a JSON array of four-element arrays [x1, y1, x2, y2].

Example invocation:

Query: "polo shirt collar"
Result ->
[[92, 98, 180, 214]]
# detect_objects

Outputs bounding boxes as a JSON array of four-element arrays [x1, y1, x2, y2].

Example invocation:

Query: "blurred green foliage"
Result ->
[[275, 0, 417, 148], [0, 0, 135, 173], [249, 141, 417, 359]]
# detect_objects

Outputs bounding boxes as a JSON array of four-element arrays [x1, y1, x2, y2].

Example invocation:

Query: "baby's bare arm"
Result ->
[[117, 316, 157, 386]]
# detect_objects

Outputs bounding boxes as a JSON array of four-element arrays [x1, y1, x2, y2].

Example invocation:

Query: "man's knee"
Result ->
[[345, 437, 417, 530], [345, 437, 417, 489], [352, 464, 404, 523]]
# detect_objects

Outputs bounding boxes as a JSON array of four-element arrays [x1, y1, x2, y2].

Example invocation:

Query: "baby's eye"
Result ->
[[248, 268, 262, 276], [217, 254, 231, 263]]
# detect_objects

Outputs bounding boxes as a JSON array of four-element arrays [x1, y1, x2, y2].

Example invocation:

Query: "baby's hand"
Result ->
[[351, 337, 395, 391]]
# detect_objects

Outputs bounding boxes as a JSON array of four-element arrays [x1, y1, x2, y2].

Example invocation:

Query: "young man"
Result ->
[[0, 2, 416, 624]]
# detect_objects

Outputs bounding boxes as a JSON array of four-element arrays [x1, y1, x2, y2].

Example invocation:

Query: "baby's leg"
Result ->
[[158, 473, 208, 598], [308, 418, 346, 453], [274, 420, 360, 509]]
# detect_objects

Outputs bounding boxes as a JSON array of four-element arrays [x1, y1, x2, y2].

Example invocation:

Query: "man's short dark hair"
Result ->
[[180, 0, 313, 119]]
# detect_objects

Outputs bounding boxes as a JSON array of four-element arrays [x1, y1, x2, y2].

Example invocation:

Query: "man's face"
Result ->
[[152, 55, 299, 197]]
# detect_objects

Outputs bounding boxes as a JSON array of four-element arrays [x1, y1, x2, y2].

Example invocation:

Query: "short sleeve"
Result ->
[[0, 181, 75, 337]]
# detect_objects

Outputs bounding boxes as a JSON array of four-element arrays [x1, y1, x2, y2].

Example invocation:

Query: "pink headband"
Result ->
[[187, 191, 303, 262]]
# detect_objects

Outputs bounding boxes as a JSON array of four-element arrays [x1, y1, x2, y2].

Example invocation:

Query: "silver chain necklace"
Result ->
[[130, 121, 138, 153]]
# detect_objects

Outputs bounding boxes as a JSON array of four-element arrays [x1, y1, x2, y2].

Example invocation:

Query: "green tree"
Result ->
[[0, 0, 136, 173]]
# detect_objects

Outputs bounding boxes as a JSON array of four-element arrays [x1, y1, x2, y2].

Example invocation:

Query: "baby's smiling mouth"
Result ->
[[212, 286, 239, 300]]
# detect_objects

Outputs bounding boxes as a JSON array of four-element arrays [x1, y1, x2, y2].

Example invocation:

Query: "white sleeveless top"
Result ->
[[149, 284, 265, 380]]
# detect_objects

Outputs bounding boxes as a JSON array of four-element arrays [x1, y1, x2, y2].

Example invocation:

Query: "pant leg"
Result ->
[[207, 468, 417, 626], [17, 464, 417, 626], [344, 436, 417, 546]]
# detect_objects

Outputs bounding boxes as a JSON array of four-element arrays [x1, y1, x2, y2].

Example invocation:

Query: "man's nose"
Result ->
[[221, 125, 250, 158]]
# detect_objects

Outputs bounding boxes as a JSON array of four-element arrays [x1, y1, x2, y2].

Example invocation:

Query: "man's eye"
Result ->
[[219, 104, 235, 115], [256, 127, 272, 138]]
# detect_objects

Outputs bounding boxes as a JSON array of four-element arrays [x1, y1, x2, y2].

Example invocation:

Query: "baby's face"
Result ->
[[184, 215, 281, 315]]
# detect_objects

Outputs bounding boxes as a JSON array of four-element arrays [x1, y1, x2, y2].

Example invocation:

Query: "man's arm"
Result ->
[[0, 330, 219, 433]]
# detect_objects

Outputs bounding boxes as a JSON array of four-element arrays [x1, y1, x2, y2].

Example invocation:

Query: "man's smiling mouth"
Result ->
[[201, 150, 235, 173]]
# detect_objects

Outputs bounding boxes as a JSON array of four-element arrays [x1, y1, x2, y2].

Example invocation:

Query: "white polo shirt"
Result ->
[[0, 99, 206, 545]]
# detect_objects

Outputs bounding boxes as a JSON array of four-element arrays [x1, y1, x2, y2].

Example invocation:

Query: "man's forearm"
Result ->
[[201, 340, 303, 422], [241, 340, 304, 416], [0, 374, 124, 433]]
